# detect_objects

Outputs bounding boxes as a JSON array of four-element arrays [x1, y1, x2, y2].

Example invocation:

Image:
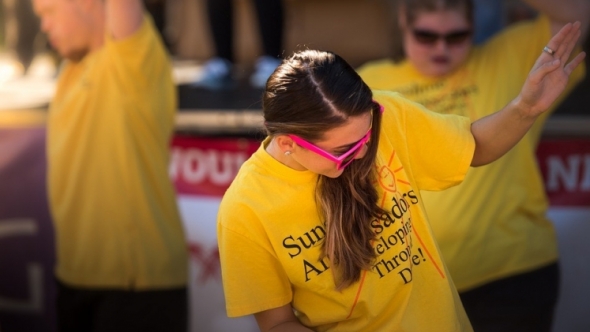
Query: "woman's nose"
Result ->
[[434, 39, 450, 52]]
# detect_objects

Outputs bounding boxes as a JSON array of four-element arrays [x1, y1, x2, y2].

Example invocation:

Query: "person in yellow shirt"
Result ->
[[32, 0, 188, 331], [217, 21, 585, 331], [357, 0, 589, 331]]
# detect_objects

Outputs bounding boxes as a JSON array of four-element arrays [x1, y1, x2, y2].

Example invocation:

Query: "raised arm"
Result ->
[[522, 0, 590, 42], [470, 21, 586, 166], [105, 0, 144, 40]]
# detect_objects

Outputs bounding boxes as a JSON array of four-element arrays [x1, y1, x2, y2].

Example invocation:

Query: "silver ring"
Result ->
[[543, 46, 556, 56]]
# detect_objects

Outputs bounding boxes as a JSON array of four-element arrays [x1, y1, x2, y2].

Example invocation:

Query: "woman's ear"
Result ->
[[275, 135, 295, 154]]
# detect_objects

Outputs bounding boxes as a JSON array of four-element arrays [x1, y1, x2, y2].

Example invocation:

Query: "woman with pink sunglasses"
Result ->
[[217, 21, 584, 331], [357, 0, 589, 330]]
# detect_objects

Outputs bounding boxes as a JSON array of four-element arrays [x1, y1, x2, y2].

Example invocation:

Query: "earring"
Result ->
[[284, 151, 292, 156]]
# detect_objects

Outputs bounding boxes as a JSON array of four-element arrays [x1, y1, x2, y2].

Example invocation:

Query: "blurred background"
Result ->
[[0, 0, 589, 331]]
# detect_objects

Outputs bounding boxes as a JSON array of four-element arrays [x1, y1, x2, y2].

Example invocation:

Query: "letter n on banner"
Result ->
[[537, 138, 590, 207]]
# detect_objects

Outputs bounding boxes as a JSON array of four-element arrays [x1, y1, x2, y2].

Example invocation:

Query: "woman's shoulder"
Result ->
[[372, 90, 420, 112], [218, 159, 266, 233]]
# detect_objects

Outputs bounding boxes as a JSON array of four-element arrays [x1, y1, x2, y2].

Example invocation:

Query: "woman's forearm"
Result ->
[[470, 98, 536, 167]]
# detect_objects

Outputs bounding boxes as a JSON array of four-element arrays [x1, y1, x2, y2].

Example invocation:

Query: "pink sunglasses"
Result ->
[[288, 103, 384, 170]]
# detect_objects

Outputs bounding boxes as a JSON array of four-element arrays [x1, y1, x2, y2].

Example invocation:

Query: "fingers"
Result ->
[[544, 22, 581, 63], [529, 58, 561, 85], [557, 22, 582, 62], [564, 51, 587, 75], [545, 22, 573, 59]]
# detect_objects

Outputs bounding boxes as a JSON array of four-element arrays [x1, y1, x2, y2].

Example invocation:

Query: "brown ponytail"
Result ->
[[263, 50, 387, 289]]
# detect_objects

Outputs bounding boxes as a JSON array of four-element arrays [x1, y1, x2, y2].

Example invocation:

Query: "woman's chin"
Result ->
[[322, 168, 345, 179]]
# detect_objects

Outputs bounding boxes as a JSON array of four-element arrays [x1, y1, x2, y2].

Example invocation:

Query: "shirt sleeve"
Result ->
[[99, 13, 176, 134], [217, 202, 293, 317], [376, 91, 475, 191], [103, 14, 172, 93]]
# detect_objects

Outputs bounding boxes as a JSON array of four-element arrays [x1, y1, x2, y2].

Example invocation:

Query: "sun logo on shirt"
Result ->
[[373, 150, 447, 280], [376, 150, 412, 197], [378, 166, 398, 193]]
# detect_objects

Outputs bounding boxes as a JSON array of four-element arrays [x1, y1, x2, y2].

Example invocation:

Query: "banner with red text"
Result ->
[[536, 138, 590, 207], [536, 138, 590, 331], [169, 135, 261, 332], [170, 136, 260, 197]]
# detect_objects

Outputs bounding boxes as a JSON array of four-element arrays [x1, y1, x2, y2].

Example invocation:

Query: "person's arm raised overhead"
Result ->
[[470, 21, 586, 167], [523, 0, 590, 42], [105, 0, 144, 40], [254, 304, 314, 332]]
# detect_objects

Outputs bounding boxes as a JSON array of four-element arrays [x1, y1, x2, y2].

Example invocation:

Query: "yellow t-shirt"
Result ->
[[47, 16, 187, 289], [218, 91, 475, 331], [358, 16, 585, 291]]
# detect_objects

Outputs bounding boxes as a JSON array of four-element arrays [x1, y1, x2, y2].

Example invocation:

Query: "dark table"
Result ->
[[176, 78, 590, 138]]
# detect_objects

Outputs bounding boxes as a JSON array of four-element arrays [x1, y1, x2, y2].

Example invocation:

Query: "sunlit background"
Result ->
[[0, 1, 589, 332]]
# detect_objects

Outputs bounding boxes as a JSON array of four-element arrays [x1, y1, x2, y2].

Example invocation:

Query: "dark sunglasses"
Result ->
[[411, 29, 472, 46]]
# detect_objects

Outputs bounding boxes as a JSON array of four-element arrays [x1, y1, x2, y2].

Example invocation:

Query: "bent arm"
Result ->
[[523, 0, 590, 41], [470, 99, 536, 166], [471, 21, 586, 166], [105, 0, 144, 40], [254, 304, 314, 332]]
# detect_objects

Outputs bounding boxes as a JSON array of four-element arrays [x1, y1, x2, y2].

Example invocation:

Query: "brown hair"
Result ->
[[263, 50, 387, 290], [401, 0, 473, 26]]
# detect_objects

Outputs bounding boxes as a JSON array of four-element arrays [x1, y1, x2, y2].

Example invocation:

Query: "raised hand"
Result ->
[[517, 21, 586, 117]]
